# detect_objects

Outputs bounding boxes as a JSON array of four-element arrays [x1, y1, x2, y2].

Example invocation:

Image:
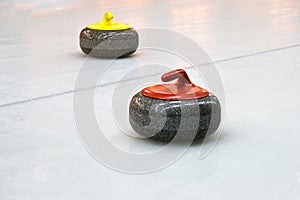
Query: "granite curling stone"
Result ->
[[129, 69, 221, 142], [79, 11, 138, 58]]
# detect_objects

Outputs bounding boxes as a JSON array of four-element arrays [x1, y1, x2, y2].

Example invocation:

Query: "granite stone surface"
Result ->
[[79, 28, 138, 58], [129, 92, 221, 142]]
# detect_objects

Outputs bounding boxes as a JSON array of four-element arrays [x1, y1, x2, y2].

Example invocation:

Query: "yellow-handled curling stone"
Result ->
[[79, 11, 139, 58]]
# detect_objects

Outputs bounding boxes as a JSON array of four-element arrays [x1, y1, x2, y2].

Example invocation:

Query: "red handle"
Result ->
[[161, 69, 192, 86], [141, 68, 209, 100]]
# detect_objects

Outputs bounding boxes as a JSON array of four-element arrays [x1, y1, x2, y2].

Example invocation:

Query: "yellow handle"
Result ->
[[87, 11, 131, 30], [101, 11, 114, 26]]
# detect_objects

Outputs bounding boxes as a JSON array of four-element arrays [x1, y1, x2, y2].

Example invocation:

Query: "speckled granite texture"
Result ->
[[79, 28, 138, 58], [129, 92, 221, 142]]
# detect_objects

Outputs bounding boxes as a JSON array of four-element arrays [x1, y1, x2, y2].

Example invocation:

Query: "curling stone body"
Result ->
[[80, 28, 138, 58], [129, 69, 221, 142], [79, 11, 138, 58], [129, 92, 221, 142]]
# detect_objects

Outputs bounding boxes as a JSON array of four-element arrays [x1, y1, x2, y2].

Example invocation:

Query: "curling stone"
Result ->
[[79, 11, 138, 58], [129, 69, 221, 142]]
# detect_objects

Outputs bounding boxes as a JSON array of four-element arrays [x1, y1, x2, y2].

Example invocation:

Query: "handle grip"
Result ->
[[161, 69, 192, 86]]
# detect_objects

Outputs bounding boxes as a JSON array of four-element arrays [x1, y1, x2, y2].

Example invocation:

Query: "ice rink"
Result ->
[[1, 0, 300, 199]]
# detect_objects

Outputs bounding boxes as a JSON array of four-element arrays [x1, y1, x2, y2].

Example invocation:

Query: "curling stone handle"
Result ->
[[101, 11, 114, 25], [161, 69, 192, 86]]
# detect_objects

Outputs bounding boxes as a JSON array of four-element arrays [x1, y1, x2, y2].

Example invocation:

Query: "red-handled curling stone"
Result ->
[[129, 69, 221, 142]]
